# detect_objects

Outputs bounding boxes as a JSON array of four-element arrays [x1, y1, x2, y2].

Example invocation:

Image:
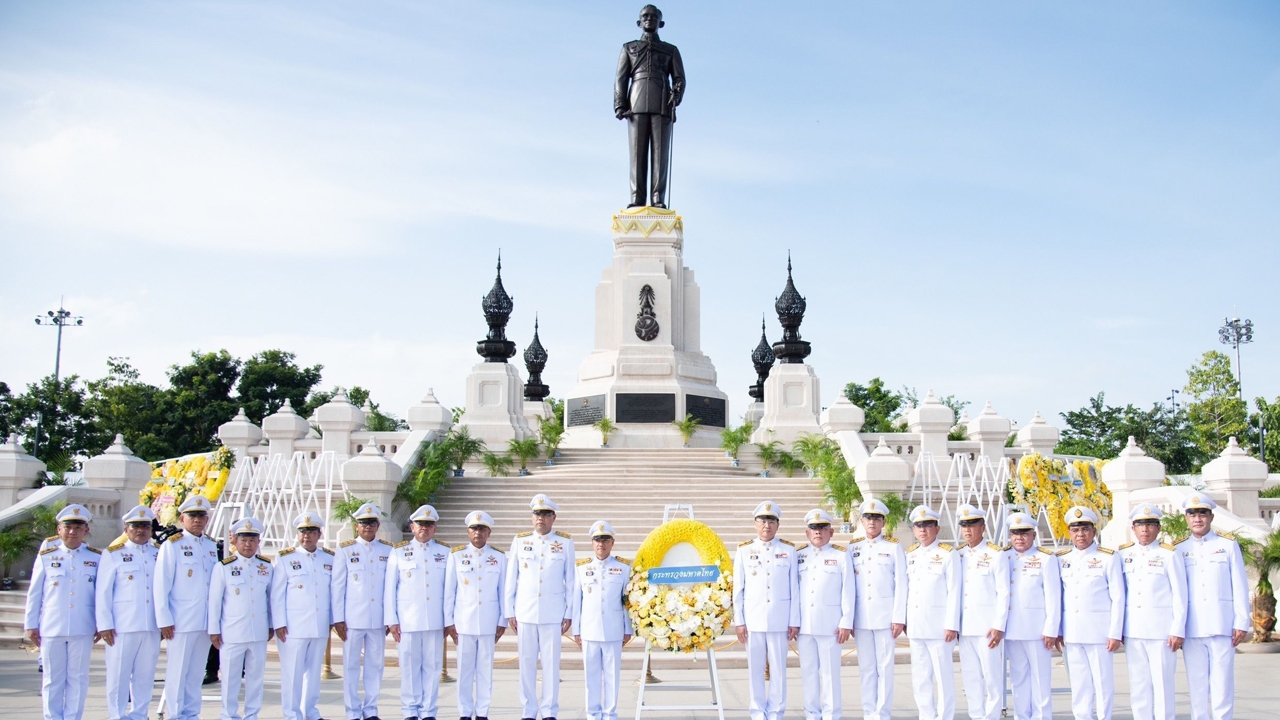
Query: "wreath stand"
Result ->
[[633, 503, 727, 720]]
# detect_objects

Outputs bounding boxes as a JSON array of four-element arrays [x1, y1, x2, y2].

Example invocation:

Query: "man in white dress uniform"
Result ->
[[570, 520, 633, 720], [272, 510, 335, 720], [1178, 493, 1250, 720], [1118, 503, 1187, 720], [904, 505, 961, 720], [331, 502, 394, 720], [848, 498, 907, 720], [732, 500, 800, 720], [1058, 505, 1124, 720], [1003, 512, 1061, 720], [208, 517, 274, 720], [96, 505, 161, 720], [955, 504, 1010, 720], [446, 511, 507, 720], [795, 509, 855, 720], [386, 504, 451, 720], [154, 495, 219, 720]]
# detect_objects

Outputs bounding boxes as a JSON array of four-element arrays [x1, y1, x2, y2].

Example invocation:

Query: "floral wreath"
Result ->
[[1009, 454, 1113, 541], [626, 519, 734, 653]]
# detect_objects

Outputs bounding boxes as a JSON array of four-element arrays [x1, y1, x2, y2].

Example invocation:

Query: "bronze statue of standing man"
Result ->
[[615, 5, 685, 209]]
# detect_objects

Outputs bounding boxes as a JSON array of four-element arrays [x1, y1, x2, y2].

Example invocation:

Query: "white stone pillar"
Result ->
[[217, 409, 262, 465], [315, 390, 365, 461], [82, 435, 153, 494], [457, 363, 533, 449], [858, 438, 911, 501], [821, 396, 865, 434], [1015, 411, 1060, 455], [906, 391, 954, 477], [751, 363, 823, 447], [1100, 437, 1166, 547], [0, 434, 44, 510], [262, 400, 311, 458], [341, 443, 405, 543], [967, 402, 1011, 462], [1203, 437, 1269, 529], [407, 389, 453, 435]]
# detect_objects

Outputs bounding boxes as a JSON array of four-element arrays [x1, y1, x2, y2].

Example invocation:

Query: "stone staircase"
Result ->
[[430, 448, 829, 555], [0, 583, 31, 648]]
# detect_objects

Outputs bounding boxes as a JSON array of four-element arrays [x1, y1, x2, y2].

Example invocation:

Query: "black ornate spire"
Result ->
[[523, 316, 550, 402], [772, 252, 811, 364], [477, 252, 517, 363], [749, 315, 775, 402]]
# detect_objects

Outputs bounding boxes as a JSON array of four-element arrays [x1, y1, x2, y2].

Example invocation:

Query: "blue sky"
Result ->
[[2, 1, 1277, 430]]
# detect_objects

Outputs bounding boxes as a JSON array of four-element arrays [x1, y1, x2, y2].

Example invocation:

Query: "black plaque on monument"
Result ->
[[685, 394, 726, 428], [567, 395, 607, 427], [616, 393, 676, 423]]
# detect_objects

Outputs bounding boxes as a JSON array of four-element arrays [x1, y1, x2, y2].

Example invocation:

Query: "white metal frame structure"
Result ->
[[634, 504, 726, 720], [210, 450, 348, 555]]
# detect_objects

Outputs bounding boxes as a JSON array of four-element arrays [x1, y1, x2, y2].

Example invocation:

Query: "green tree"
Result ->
[[85, 358, 173, 460], [164, 350, 242, 456], [1055, 392, 1200, 472], [843, 379, 904, 432], [303, 385, 371, 416], [0, 381, 13, 439], [1185, 351, 1248, 462], [1253, 397, 1280, 472], [236, 350, 323, 423], [11, 375, 101, 460], [548, 398, 565, 428]]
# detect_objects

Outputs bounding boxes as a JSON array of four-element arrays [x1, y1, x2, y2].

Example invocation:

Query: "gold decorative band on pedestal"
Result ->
[[611, 206, 683, 236]]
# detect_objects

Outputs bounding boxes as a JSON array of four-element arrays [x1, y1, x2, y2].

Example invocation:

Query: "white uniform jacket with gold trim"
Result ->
[[570, 555, 633, 642], [1059, 544, 1124, 644], [905, 540, 961, 640], [796, 542, 855, 636], [1006, 547, 1062, 641], [733, 537, 800, 631]]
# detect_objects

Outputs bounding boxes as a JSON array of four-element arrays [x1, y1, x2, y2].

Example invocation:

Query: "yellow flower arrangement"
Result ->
[[140, 446, 236, 525], [1011, 454, 1113, 540], [627, 519, 734, 653]]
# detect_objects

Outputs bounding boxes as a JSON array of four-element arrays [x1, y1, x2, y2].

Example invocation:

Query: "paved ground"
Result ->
[[2, 644, 1277, 719]]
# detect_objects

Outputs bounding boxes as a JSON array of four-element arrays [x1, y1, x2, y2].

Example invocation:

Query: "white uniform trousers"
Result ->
[[855, 628, 895, 720], [746, 630, 789, 720], [220, 640, 268, 720], [581, 640, 622, 720], [1005, 639, 1052, 720], [909, 638, 956, 720], [517, 622, 563, 719], [40, 635, 93, 720], [457, 633, 497, 718], [164, 631, 212, 720], [797, 633, 842, 720], [958, 636, 1004, 720], [1063, 642, 1113, 720], [279, 636, 325, 720], [399, 630, 443, 719], [105, 631, 160, 720], [1126, 638, 1176, 720], [343, 628, 386, 720], [1184, 635, 1235, 720]]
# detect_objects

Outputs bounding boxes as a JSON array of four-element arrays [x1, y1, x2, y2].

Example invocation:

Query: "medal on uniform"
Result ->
[[187, 569, 193, 577], [235, 588, 240, 595]]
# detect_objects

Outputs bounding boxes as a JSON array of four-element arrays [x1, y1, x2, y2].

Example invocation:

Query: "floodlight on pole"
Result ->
[[32, 298, 84, 460], [1217, 317, 1253, 402]]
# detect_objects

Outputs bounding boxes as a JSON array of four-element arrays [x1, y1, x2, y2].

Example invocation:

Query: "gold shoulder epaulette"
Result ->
[[256, 554, 272, 563], [491, 546, 504, 554], [516, 531, 533, 538], [907, 543, 920, 552], [831, 543, 846, 552], [796, 544, 809, 552], [221, 556, 236, 565], [1160, 542, 1175, 551], [394, 540, 411, 548], [778, 538, 796, 547], [615, 555, 631, 564], [45, 535, 57, 542], [39, 547, 57, 556], [555, 530, 572, 539], [1173, 536, 1189, 545], [1217, 532, 1236, 541], [278, 547, 296, 557], [576, 557, 591, 566], [1056, 548, 1072, 556], [938, 543, 953, 552], [85, 546, 102, 555], [339, 539, 356, 548], [451, 544, 467, 552], [1002, 543, 1012, 551], [885, 536, 899, 543], [167, 533, 183, 543], [107, 541, 126, 553], [1118, 542, 1134, 551], [321, 547, 335, 555], [739, 539, 753, 547], [986, 541, 1002, 551], [1098, 547, 1114, 555], [1038, 547, 1054, 555]]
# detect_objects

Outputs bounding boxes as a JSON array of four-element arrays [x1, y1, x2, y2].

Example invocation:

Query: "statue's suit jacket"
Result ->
[[615, 37, 685, 118]]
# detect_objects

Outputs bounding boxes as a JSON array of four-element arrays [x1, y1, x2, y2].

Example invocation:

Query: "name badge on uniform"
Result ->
[[83, 561, 97, 568], [324, 564, 332, 571], [824, 558, 838, 567], [1147, 558, 1163, 568], [608, 566, 623, 575], [379, 555, 388, 562], [775, 552, 787, 559], [1025, 560, 1040, 569]]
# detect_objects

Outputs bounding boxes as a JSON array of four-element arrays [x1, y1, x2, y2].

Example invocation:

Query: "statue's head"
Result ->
[[637, 5, 664, 31]]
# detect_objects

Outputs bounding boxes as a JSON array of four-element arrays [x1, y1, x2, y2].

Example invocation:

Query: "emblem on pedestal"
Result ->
[[635, 284, 660, 341]]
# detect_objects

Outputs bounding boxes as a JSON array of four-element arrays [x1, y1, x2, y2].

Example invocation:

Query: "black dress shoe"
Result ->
[[202, 673, 218, 685]]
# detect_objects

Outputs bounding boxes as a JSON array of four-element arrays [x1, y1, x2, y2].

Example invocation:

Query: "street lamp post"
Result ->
[[1218, 317, 1253, 402], [32, 300, 84, 460]]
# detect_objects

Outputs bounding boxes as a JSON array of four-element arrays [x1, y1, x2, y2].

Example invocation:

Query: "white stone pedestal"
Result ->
[[457, 362, 533, 452], [751, 363, 822, 447], [562, 207, 728, 449]]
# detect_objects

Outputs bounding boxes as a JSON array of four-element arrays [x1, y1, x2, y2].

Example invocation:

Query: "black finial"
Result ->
[[749, 314, 776, 402], [477, 251, 517, 362], [523, 315, 550, 402], [772, 253, 811, 364]]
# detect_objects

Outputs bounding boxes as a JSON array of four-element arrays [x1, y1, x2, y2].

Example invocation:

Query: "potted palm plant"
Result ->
[[539, 418, 564, 466], [592, 417, 617, 448], [1237, 530, 1280, 647], [776, 451, 805, 478], [755, 439, 780, 478], [880, 493, 912, 539], [444, 427, 486, 478], [481, 451, 513, 477], [508, 438, 542, 477], [672, 414, 702, 448], [0, 523, 35, 591], [720, 422, 753, 466], [821, 463, 860, 532]]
